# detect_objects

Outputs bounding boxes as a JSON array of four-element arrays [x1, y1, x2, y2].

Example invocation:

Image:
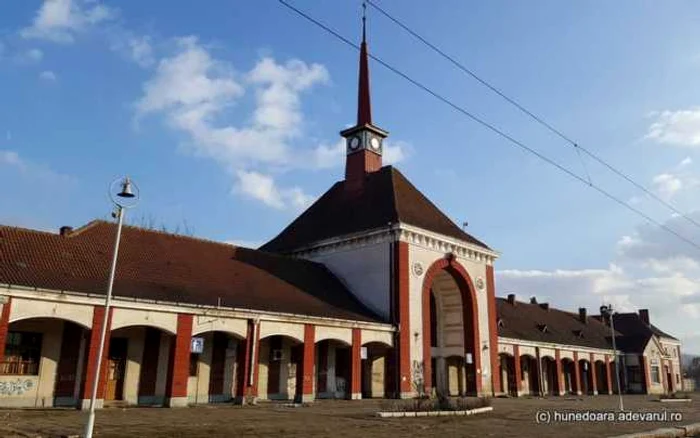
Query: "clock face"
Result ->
[[370, 137, 381, 150], [349, 136, 361, 150]]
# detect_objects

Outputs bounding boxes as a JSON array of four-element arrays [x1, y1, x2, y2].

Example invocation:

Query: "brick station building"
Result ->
[[495, 295, 683, 398], [0, 23, 683, 409]]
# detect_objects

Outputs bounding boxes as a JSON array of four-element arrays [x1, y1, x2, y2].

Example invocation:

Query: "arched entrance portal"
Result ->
[[422, 258, 480, 397]]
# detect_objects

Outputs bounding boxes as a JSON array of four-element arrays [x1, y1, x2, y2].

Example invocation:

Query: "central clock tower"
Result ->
[[341, 13, 388, 191]]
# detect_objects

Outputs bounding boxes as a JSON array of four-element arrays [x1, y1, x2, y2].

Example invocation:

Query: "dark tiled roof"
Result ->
[[0, 221, 383, 323], [261, 166, 489, 253], [592, 313, 677, 353], [497, 298, 617, 350]]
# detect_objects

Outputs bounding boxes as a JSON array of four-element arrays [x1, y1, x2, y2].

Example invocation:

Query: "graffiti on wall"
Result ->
[[0, 379, 34, 396], [412, 360, 425, 397]]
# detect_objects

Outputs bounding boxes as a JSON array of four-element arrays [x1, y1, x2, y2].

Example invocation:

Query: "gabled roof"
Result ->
[[0, 221, 383, 323], [261, 166, 490, 253], [593, 312, 678, 353], [497, 298, 616, 350]]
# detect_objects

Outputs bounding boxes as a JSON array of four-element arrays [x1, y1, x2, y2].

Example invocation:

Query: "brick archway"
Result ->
[[421, 256, 481, 395]]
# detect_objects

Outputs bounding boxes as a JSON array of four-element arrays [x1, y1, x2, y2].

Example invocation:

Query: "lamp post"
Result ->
[[84, 177, 139, 438], [601, 304, 624, 412]]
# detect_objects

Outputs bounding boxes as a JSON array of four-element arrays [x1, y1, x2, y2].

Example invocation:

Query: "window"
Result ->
[[1, 332, 42, 375], [651, 366, 661, 384], [189, 353, 198, 377]]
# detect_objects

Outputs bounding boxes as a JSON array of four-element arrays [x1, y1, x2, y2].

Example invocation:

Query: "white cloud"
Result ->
[[652, 173, 683, 200], [21, 0, 116, 43], [645, 108, 700, 147], [0, 150, 24, 169], [0, 149, 73, 184], [225, 239, 264, 249], [127, 35, 154, 67], [499, 211, 700, 354], [39, 70, 57, 81], [17, 48, 44, 63], [234, 170, 314, 210], [137, 37, 333, 208], [309, 138, 409, 169]]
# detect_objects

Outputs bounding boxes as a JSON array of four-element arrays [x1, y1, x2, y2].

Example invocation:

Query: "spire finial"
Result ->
[[357, 0, 371, 125], [362, 1, 367, 43]]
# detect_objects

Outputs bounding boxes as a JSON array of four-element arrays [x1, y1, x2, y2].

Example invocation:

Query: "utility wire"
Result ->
[[366, 0, 700, 230], [277, 0, 700, 253]]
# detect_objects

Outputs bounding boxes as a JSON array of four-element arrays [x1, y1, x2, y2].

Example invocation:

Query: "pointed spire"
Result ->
[[357, 1, 372, 126]]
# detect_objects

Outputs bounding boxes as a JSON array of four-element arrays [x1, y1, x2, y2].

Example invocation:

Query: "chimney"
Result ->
[[578, 307, 587, 324], [507, 294, 516, 305], [59, 226, 73, 237], [530, 296, 537, 304], [639, 309, 650, 325], [539, 303, 549, 311]]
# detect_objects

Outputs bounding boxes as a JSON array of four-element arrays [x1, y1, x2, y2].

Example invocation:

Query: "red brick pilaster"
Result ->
[[80, 306, 113, 409], [165, 313, 193, 407], [605, 355, 614, 394], [573, 351, 582, 395], [590, 353, 598, 395], [350, 328, 362, 399], [236, 319, 260, 402], [0, 296, 11, 364], [300, 324, 315, 402], [396, 241, 412, 397], [486, 265, 500, 396], [513, 345, 522, 396], [640, 355, 651, 394], [555, 350, 564, 395]]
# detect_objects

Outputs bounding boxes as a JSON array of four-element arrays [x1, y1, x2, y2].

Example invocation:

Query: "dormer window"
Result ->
[[497, 318, 504, 328], [573, 330, 584, 339], [537, 324, 548, 333]]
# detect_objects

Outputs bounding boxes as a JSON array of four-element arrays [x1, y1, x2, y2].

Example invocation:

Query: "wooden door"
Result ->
[[105, 338, 127, 401]]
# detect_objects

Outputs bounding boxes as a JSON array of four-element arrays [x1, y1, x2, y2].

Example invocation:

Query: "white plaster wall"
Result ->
[[111, 308, 177, 335], [519, 345, 536, 357], [194, 333, 214, 403], [498, 344, 514, 356], [407, 243, 491, 394], [560, 350, 574, 361], [361, 329, 392, 346], [257, 340, 270, 400], [192, 316, 246, 339], [316, 326, 351, 345], [9, 298, 93, 329], [259, 321, 304, 343], [0, 319, 63, 407], [122, 327, 145, 405], [540, 348, 555, 359], [307, 241, 391, 320]]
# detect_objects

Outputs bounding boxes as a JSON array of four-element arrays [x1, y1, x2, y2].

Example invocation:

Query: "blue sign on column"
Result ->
[[191, 337, 204, 354]]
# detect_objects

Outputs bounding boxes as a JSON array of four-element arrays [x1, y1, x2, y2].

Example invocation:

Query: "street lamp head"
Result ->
[[117, 177, 135, 198]]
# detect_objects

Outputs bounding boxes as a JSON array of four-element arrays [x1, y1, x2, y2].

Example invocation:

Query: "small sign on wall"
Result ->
[[361, 347, 368, 360], [465, 353, 473, 364], [191, 337, 204, 354]]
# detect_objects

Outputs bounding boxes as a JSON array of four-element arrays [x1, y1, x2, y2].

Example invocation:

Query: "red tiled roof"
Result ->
[[497, 298, 616, 350], [261, 166, 490, 253], [0, 221, 383, 323]]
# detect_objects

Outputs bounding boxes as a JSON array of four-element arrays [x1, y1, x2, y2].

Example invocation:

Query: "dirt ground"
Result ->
[[0, 395, 697, 438]]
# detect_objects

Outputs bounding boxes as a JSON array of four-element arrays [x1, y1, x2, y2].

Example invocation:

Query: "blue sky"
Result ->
[[2, 1, 700, 353]]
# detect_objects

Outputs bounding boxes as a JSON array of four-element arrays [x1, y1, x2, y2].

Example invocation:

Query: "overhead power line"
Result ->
[[365, 0, 700, 231], [276, 0, 700, 254]]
